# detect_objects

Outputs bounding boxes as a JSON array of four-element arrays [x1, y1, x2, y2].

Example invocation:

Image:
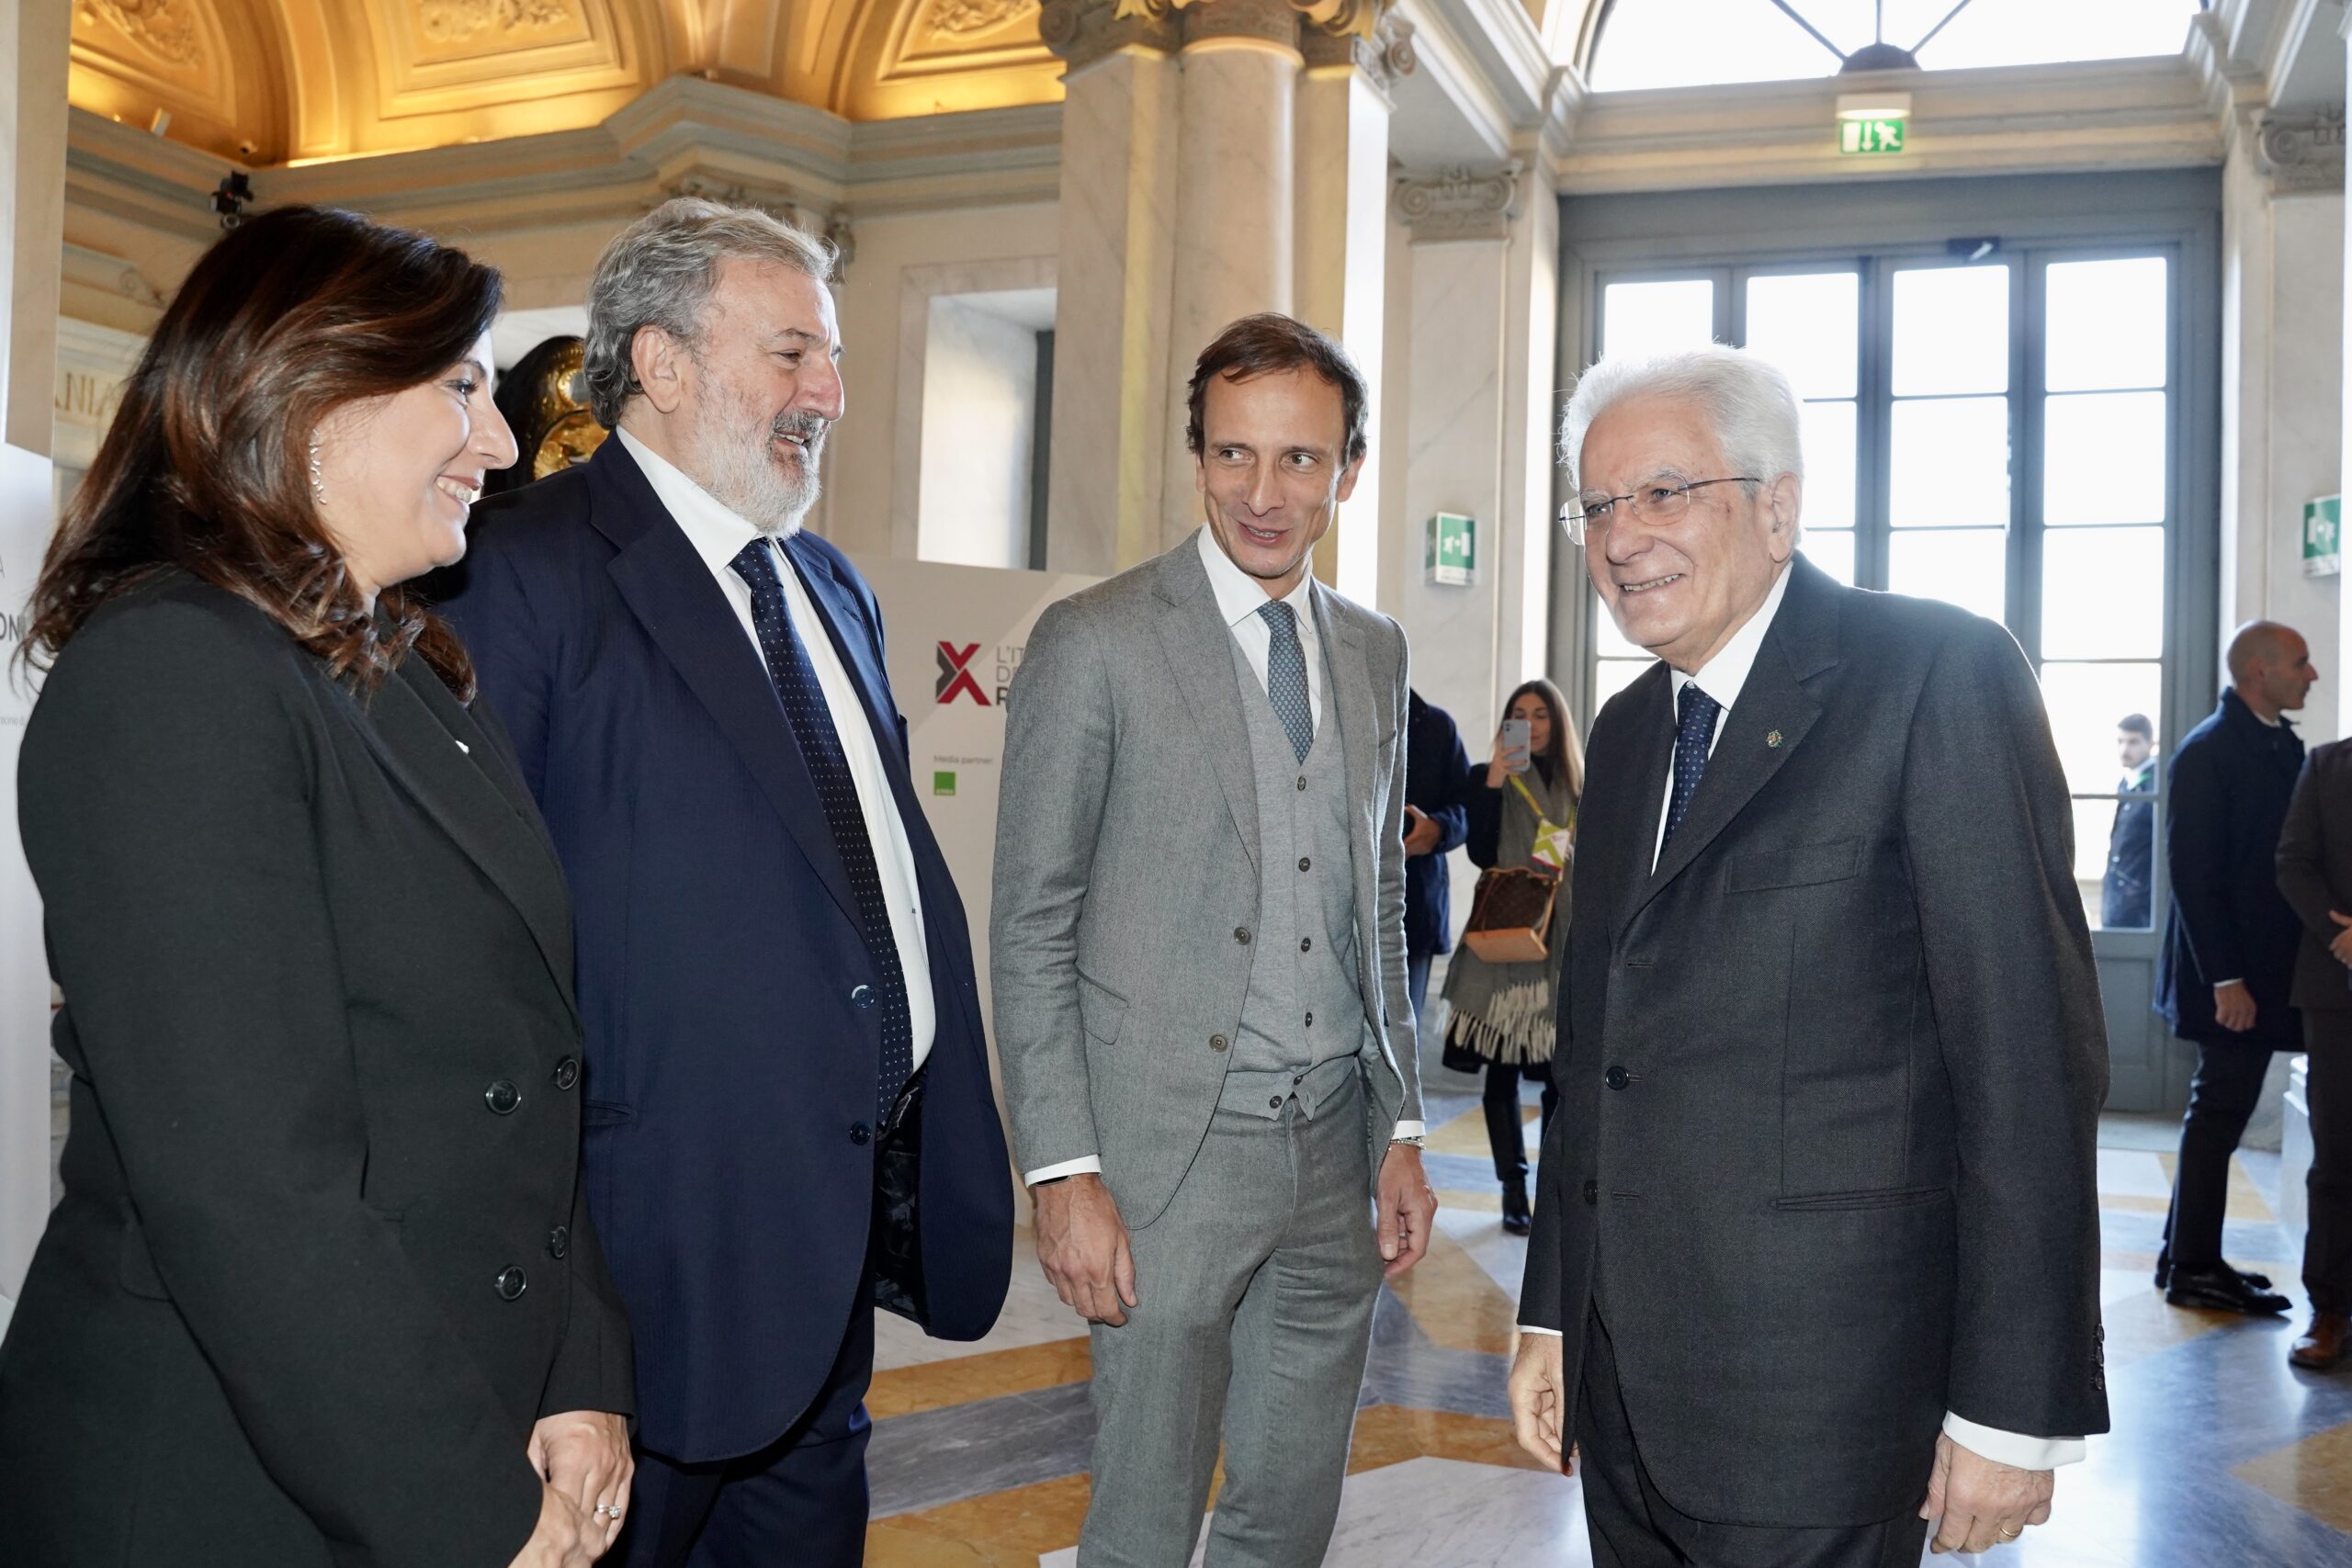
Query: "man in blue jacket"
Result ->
[[2155, 621, 2316, 1315], [439, 197, 1012, 1565], [1403, 689, 1471, 1025]]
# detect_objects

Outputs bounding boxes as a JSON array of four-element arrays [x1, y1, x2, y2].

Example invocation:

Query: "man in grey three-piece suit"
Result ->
[[992, 314, 1437, 1566]]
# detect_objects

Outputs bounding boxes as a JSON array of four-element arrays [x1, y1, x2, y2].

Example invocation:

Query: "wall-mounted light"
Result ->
[[1835, 90, 1911, 155]]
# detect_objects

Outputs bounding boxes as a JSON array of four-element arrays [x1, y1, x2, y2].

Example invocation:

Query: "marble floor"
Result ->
[[863, 1085, 2352, 1567]]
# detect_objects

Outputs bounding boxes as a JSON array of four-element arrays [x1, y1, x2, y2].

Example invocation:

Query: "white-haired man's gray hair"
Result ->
[[582, 197, 835, 428], [1557, 344, 1805, 518]]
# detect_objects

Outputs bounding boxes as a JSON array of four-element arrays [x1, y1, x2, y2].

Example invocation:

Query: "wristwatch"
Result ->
[[1390, 1134, 1426, 1148]]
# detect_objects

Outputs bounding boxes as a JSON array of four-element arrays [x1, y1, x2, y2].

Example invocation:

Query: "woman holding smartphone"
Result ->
[[1441, 679, 1583, 1235]]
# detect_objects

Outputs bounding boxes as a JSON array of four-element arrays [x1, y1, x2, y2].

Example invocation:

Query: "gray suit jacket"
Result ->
[[991, 533, 1421, 1228]]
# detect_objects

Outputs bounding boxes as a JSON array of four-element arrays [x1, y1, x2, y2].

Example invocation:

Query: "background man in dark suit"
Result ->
[[438, 197, 1012, 1566], [1508, 345, 2109, 1565], [2276, 739, 2352, 1367], [2154, 622, 2314, 1316], [2104, 712, 2157, 929], [1404, 687, 1472, 1024]]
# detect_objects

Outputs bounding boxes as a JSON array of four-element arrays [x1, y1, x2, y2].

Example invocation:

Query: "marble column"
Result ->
[[1159, 0, 1303, 550], [1295, 18, 1408, 603], [1038, 0, 1182, 574], [2224, 105, 2346, 742], [1385, 163, 1555, 931], [1042, 0, 1412, 572], [0, 0, 70, 1303]]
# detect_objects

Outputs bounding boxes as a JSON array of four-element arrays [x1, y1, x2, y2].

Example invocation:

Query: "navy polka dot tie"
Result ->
[[732, 538, 912, 1122], [1662, 681, 1721, 853], [1259, 601, 1315, 763]]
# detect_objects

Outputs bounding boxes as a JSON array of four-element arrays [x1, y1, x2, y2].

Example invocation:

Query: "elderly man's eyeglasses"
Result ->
[[1558, 476, 1758, 545]]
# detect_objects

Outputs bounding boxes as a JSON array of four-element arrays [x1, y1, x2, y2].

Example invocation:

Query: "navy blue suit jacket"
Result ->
[[1403, 690, 1470, 959], [435, 440, 1012, 1462], [2155, 688, 2306, 1049]]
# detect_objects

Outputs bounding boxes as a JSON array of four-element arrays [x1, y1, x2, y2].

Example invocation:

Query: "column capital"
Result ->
[[1301, 11, 1416, 95], [1392, 162, 1522, 243], [1039, 0, 1182, 72], [1044, 0, 1401, 68], [2251, 106, 2346, 196]]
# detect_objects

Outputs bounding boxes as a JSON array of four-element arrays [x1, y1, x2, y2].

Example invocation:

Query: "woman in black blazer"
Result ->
[[0, 208, 633, 1567]]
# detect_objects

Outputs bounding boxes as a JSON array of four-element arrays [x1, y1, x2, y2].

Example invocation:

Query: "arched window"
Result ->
[[1586, 0, 2204, 94]]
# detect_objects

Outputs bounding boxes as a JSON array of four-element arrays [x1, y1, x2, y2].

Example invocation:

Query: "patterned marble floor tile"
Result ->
[[1434, 1203, 1532, 1303], [876, 1225, 1078, 1371], [2234, 1418, 2352, 1539], [869, 1337, 1091, 1421], [1034, 1456, 1589, 1568], [869, 1381, 1098, 1518], [867, 1473, 1091, 1566], [1385, 1222, 1521, 1355]]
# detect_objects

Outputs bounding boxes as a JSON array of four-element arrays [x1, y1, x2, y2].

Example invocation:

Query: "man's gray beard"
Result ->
[[701, 425, 822, 537]]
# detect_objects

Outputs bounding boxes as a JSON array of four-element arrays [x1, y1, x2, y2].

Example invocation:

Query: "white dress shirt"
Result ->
[[1021, 529, 1423, 1187], [1522, 559, 2085, 1473], [616, 427, 935, 1075]]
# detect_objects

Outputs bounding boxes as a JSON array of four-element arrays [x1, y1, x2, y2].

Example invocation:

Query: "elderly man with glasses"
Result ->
[[1509, 345, 2109, 1566]]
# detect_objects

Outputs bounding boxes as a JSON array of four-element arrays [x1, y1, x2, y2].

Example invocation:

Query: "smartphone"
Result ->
[[1500, 718, 1532, 773]]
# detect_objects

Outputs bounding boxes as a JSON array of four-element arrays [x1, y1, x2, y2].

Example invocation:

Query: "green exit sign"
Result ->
[[1838, 118, 1906, 155], [1425, 513, 1476, 587]]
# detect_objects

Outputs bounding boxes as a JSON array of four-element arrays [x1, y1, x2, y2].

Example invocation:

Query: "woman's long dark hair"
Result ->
[[1503, 677, 1586, 803], [24, 205, 503, 697]]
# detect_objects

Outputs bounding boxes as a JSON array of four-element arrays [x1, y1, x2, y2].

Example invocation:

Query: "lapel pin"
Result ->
[[1766, 729, 1782, 749]]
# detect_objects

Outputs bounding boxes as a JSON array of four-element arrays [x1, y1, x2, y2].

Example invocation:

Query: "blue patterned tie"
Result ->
[[1259, 601, 1315, 763], [731, 538, 912, 1122], [1661, 681, 1721, 853]]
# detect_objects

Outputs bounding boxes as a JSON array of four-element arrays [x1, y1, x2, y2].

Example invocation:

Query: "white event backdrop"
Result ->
[[847, 554, 1100, 1100]]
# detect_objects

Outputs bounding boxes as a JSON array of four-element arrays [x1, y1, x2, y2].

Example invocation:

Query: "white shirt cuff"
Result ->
[[2214, 979, 2243, 989], [1942, 1412, 2086, 1471], [1023, 1155, 1102, 1187], [1517, 1325, 1564, 1337], [1393, 1120, 1427, 1140]]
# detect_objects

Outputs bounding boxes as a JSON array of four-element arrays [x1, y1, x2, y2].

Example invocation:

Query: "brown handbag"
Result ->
[[1461, 866, 1559, 964]]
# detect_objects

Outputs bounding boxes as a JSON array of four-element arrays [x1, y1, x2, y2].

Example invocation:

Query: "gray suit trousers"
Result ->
[[1078, 1070, 1384, 1567]]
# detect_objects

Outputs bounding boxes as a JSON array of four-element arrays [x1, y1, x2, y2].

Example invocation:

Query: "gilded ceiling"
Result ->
[[66, 0, 1064, 164]]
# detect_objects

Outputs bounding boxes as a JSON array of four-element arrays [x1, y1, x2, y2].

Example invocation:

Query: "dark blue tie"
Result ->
[[1258, 601, 1315, 763], [1661, 681, 1721, 854], [731, 538, 912, 1122]]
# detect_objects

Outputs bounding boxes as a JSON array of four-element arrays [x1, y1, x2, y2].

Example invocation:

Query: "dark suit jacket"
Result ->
[[2276, 739, 2352, 1017], [2102, 761, 2155, 928], [0, 574, 630, 1567], [435, 439, 1012, 1463], [1518, 556, 2109, 1527], [1404, 689, 1471, 959], [2155, 690, 2305, 1048]]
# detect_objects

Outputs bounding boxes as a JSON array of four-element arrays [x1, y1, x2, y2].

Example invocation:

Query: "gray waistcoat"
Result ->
[[1221, 638, 1368, 1118]]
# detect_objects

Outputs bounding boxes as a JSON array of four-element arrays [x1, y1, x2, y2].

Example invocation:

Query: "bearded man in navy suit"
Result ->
[[437, 197, 1012, 1567]]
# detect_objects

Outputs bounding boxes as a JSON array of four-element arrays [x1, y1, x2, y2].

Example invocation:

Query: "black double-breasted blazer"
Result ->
[[0, 572, 632, 1567], [2276, 737, 2352, 1019], [1519, 555, 2109, 1527]]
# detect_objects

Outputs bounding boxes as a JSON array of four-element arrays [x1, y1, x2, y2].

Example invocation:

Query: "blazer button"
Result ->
[[494, 1266, 528, 1301], [552, 1057, 581, 1091], [1210, 1034, 1229, 1052], [852, 985, 876, 1010], [1298, 857, 1310, 872], [1582, 1179, 1599, 1207], [484, 1080, 521, 1115], [547, 1225, 571, 1259], [1234, 927, 1251, 945], [850, 1122, 873, 1145], [1300, 938, 1312, 953], [1604, 1065, 1630, 1091]]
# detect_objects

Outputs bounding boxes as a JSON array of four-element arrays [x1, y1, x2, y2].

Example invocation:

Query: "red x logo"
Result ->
[[935, 641, 989, 706]]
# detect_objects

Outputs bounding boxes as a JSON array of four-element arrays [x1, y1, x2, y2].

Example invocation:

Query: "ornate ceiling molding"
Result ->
[[2253, 105, 2346, 195], [1392, 159, 1519, 241]]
